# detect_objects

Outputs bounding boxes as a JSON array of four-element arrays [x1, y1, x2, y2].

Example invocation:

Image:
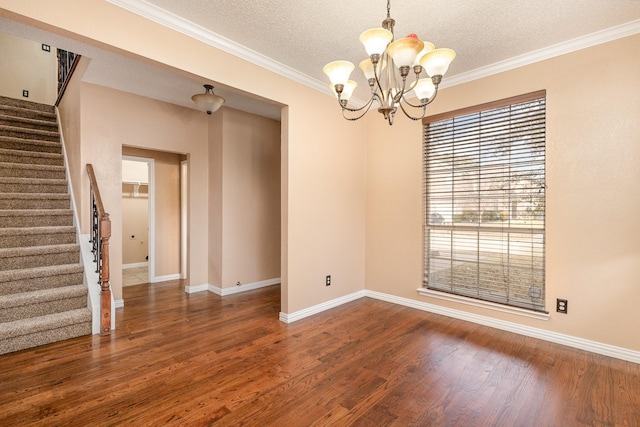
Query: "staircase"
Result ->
[[0, 95, 91, 355]]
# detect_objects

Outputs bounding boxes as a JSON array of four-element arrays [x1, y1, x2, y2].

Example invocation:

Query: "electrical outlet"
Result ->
[[556, 299, 568, 314], [42, 44, 51, 52], [325, 275, 331, 286], [22, 90, 29, 98], [236, 281, 241, 286]]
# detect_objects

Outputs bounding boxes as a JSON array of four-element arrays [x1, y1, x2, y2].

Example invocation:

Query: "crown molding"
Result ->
[[442, 19, 640, 88], [105, 0, 328, 94], [107, 0, 640, 96]]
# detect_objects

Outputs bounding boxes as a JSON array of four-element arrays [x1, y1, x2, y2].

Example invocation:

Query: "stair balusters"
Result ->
[[86, 164, 111, 334]]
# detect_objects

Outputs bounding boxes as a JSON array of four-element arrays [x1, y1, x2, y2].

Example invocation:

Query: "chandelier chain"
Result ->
[[387, 0, 391, 18]]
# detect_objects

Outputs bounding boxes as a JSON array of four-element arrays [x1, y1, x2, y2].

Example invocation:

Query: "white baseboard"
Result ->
[[208, 277, 281, 296], [366, 290, 640, 365], [115, 299, 124, 308], [123, 262, 148, 269], [279, 290, 367, 323], [151, 273, 181, 283], [276, 287, 639, 363], [185, 284, 209, 294]]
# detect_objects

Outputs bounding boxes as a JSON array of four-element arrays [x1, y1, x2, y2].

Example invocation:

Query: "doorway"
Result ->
[[122, 156, 153, 286]]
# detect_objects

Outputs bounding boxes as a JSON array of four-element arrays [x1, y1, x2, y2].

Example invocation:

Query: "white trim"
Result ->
[[107, 0, 640, 96], [279, 290, 366, 324], [123, 262, 148, 269], [275, 288, 639, 363], [115, 299, 125, 308], [185, 283, 209, 294], [366, 290, 640, 364], [209, 278, 281, 297], [150, 273, 182, 283], [417, 288, 549, 321], [441, 19, 640, 89], [106, 0, 327, 94]]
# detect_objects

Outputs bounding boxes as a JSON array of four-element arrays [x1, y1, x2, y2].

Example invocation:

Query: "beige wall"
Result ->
[[122, 147, 182, 278], [366, 34, 640, 351], [57, 56, 90, 212], [0, 31, 57, 104], [216, 107, 281, 288]]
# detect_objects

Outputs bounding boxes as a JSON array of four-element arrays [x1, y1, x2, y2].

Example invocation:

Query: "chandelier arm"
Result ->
[[402, 85, 440, 108], [342, 100, 378, 121], [392, 77, 410, 104], [371, 60, 387, 102], [339, 93, 378, 113], [398, 100, 427, 121]]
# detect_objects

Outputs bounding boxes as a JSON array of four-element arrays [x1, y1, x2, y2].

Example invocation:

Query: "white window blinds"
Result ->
[[423, 91, 546, 312]]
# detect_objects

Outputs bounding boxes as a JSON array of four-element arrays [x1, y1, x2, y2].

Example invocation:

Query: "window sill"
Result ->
[[416, 288, 550, 321]]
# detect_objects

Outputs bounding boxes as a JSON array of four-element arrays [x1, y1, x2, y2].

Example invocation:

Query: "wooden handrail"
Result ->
[[86, 164, 111, 334]]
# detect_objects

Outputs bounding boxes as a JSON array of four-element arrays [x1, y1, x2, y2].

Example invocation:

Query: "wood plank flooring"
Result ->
[[1, 280, 638, 426]]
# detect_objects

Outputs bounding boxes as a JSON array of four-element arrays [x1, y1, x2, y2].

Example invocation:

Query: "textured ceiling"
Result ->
[[142, 0, 640, 92], [2, 1, 640, 120]]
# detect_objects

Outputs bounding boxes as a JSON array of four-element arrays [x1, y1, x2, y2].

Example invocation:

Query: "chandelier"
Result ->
[[323, 0, 456, 125]]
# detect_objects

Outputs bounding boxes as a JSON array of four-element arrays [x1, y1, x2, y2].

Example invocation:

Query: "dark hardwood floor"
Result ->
[[0, 280, 638, 426]]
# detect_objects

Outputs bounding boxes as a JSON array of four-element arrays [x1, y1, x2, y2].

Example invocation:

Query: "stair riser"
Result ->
[[0, 232, 76, 249], [0, 271, 84, 296], [0, 250, 79, 270], [0, 322, 91, 355], [0, 198, 70, 210], [0, 295, 87, 323], [0, 215, 73, 228], [0, 138, 61, 153], [0, 128, 59, 143], [0, 117, 58, 132], [0, 151, 63, 166], [0, 167, 65, 180], [0, 182, 67, 194]]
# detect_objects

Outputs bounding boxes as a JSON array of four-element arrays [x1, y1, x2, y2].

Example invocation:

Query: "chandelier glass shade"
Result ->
[[323, 0, 456, 125], [192, 84, 225, 115]]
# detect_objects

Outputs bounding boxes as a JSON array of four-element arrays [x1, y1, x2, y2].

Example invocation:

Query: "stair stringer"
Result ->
[[55, 107, 115, 334]]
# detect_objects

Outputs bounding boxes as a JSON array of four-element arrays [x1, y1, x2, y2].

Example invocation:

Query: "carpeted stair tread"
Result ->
[[0, 135, 61, 153], [0, 176, 68, 194], [0, 147, 63, 165], [0, 162, 65, 179], [0, 242, 79, 257], [0, 263, 83, 284], [0, 225, 76, 248], [0, 104, 56, 121], [0, 96, 55, 114], [0, 193, 70, 210], [0, 225, 75, 237], [0, 124, 59, 142], [0, 113, 58, 132], [0, 263, 84, 296], [0, 285, 87, 322], [0, 309, 91, 355], [0, 243, 79, 270]]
